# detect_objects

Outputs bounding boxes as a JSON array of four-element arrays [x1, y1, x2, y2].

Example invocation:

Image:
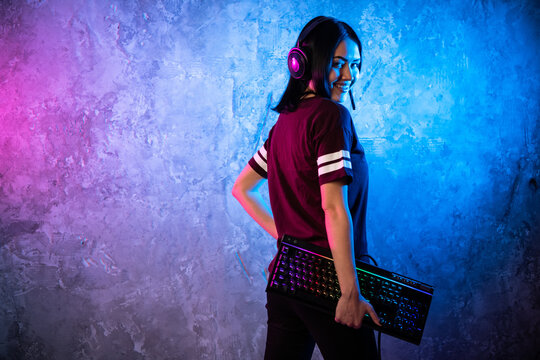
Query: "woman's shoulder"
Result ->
[[305, 98, 352, 130], [302, 98, 353, 137], [309, 97, 351, 119]]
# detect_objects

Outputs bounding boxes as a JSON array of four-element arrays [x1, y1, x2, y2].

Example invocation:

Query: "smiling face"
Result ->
[[328, 37, 361, 103]]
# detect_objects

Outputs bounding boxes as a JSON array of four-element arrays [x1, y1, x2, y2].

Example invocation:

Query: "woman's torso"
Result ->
[[266, 97, 369, 257]]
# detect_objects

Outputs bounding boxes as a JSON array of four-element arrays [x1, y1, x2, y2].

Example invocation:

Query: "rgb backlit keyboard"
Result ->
[[266, 236, 434, 345]]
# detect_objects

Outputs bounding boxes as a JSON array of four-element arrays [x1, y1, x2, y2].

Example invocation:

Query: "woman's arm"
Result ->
[[320, 180, 381, 329], [232, 164, 278, 239]]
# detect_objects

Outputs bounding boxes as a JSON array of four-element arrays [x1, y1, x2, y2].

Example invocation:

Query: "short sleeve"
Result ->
[[312, 104, 354, 186], [248, 127, 273, 179]]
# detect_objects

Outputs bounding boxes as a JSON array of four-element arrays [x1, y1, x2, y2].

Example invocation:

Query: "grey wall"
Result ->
[[0, 0, 538, 359]]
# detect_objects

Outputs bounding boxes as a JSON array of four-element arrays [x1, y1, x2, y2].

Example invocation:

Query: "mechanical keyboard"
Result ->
[[266, 235, 434, 345]]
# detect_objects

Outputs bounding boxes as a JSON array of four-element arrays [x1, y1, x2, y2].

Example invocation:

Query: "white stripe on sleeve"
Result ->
[[318, 159, 352, 176], [253, 152, 267, 172], [317, 150, 350, 166], [259, 146, 267, 160]]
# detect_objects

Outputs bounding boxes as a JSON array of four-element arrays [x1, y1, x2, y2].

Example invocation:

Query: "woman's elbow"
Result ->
[[231, 181, 241, 200], [232, 165, 263, 201], [231, 180, 247, 201]]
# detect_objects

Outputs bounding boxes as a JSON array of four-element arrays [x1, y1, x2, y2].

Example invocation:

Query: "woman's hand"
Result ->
[[335, 291, 381, 329], [321, 181, 381, 329]]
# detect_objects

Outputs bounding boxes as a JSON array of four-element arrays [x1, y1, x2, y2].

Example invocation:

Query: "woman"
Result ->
[[232, 16, 381, 359]]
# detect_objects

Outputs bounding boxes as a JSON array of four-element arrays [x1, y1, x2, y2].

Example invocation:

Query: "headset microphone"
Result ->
[[349, 89, 356, 110]]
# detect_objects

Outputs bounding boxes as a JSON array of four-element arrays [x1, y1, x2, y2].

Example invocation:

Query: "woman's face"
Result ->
[[328, 37, 361, 103]]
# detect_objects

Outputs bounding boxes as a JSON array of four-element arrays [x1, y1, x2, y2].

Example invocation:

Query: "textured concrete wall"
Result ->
[[0, 0, 538, 359]]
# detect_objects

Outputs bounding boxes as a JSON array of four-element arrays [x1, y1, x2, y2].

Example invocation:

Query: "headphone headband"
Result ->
[[296, 16, 333, 47]]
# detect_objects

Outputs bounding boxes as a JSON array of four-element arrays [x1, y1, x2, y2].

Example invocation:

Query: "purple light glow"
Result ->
[[0, 1, 538, 359], [291, 57, 300, 73]]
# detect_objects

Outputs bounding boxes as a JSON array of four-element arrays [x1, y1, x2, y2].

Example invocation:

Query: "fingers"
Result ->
[[335, 307, 362, 328], [335, 315, 363, 329], [366, 305, 381, 327], [335, 298, 381, 329], [335, 307, 365, 329], [336, 306, 380, 329]]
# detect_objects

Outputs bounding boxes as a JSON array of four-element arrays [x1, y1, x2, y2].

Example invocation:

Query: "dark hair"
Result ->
[[273, 16, 362, 113]]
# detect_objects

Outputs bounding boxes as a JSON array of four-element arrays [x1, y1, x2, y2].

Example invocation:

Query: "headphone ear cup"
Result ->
[[287, 47, 309, 80]]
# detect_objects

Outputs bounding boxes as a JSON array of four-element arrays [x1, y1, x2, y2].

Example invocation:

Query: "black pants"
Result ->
[[264, 292, 377, 360]]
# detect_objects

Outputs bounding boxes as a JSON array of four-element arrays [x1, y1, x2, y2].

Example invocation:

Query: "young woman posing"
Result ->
[[233, 16, 381, 359]]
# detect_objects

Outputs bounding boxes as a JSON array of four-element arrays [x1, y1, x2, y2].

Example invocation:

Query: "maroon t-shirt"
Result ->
[[249, 97, 369, 260]]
